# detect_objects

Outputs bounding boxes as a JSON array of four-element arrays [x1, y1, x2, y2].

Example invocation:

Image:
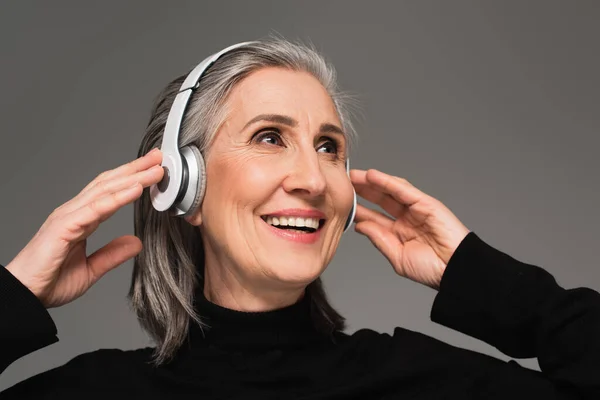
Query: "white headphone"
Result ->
[[150, 42, 357, 233]]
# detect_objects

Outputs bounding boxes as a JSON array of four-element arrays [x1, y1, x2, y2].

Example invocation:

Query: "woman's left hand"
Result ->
[[350, 169, 471, 291]]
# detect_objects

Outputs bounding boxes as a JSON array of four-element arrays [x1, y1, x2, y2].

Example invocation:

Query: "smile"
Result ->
[[260, 215, 325, 233], [260, 215, 325, 244]]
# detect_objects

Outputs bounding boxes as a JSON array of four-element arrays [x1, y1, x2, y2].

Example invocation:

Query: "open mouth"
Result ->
[[260, 215, 325, 234]]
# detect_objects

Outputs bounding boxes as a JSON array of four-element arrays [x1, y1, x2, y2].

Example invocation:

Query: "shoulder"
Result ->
[[338, 325, 446, 348], [1, 346, 156, 397], [66, 346, 154, 365], [338, 326, 533, 378], [335, 326, 490, 367], [62, 346, 156, 380]]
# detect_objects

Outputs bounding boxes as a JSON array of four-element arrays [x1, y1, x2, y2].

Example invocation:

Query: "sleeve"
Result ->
[[0, 265, 143, 397], [430, 232, 600, 398], [0, 264, 59, 374]]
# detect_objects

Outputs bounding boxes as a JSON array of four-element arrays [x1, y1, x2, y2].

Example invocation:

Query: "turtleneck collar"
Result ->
[[182, 286, 330, 352], [157, 285, 344, 384]]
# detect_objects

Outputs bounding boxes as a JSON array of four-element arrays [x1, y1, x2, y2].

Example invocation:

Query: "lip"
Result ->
[[259, 216, 323, 244], [261, 208, 326, 219]]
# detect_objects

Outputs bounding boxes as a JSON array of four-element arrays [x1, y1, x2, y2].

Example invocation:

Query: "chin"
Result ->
[[266, 261, 324, 286]]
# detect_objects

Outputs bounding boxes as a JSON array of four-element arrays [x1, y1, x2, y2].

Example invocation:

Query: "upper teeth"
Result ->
[[264, 216, 321, 229]]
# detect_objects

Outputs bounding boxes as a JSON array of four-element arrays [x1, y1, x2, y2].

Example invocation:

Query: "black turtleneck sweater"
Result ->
[[1, 232, 599, 399]]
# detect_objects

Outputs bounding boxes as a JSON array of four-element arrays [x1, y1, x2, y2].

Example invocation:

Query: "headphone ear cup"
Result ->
[[343, 158, 356, 233], [184, 145, 207, 216]]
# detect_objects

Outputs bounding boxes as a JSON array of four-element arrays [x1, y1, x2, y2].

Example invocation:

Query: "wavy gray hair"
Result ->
[[129, 37, 358, 365]]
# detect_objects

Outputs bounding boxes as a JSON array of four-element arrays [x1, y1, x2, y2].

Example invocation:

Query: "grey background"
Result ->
[[1, 0, 598, 391]]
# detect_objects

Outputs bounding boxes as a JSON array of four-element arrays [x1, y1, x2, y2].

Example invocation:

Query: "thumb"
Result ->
[[87, 235, 142, 284]]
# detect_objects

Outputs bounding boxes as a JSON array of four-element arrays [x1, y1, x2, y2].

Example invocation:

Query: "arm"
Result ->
[[431, 232, 600, 398], [0, 264, 58, 374]]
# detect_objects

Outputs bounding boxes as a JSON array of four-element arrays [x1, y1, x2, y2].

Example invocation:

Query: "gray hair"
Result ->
[[129, 38, 358, 365]]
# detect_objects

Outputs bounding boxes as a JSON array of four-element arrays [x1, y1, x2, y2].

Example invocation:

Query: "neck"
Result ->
[[203, 259, 307, 313]]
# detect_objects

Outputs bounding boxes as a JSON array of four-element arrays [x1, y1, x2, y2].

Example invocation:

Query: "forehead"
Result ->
[[225, 67, 341, 126]]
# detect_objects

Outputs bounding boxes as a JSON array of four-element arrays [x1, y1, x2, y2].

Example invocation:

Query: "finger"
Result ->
[[355, 203, 419, 243], [59, 164, 163, 215], [355, 220, 403, 268], [351, 169, 425, 208], [350, 169, 407, 217], [352, 181, 406, 218], [87, 235, 142, 284], [60, 183, 143, 243], [80, 148, 162, 195], [354, 203, 395, 230]]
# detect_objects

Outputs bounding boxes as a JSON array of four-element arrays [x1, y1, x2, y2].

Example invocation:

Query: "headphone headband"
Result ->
[[151, 42, 255, 213]]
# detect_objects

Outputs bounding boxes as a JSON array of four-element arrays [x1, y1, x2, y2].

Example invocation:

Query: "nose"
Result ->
[[282, 150, 327, 198]]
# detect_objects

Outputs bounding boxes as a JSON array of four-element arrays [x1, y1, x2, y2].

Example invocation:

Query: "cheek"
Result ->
[[206, 154, 276, 210]]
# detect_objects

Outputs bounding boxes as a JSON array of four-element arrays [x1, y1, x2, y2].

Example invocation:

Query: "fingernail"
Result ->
[[149, 148, 160, 155]]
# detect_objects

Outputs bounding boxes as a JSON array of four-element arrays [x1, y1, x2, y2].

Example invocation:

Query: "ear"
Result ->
[[184, 211, 203, 226]]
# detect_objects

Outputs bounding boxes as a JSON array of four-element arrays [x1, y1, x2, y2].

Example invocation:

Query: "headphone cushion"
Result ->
[[187, 145, 207, 216]]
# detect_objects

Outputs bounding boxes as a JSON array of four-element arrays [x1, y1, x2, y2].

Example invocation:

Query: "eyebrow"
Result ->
[[242, 113, 346, 138]]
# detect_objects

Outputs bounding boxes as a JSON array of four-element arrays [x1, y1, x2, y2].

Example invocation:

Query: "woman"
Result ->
[[1, 38, 598, 398]]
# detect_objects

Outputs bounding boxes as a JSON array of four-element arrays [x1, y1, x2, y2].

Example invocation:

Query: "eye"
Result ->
[[255, 130, 283, 146], [317, 138, 339, 154], [252, 130, 341, 156]]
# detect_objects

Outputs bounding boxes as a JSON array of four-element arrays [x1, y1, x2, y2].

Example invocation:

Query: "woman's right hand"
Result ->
[[5, 148, 164, 308]]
